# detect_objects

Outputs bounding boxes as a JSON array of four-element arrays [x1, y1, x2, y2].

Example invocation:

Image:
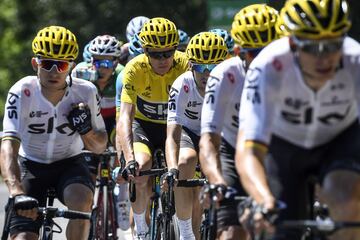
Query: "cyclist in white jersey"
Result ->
[[0, 26, 107, 240], [236, 0, 360, 239], [199, 4, 279, 240], [165, 32, 228, 240]]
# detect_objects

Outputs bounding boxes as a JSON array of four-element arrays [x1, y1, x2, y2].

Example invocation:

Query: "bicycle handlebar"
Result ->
[[38, 207, 91, 220], [177, 179, 207, 187]]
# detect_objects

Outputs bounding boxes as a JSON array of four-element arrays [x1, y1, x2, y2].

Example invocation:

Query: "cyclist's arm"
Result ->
[[166, 78, 190, 170], [235, 132, 274, 206], [235, 60, 279, 207], [0, 139, 23, 196], [81, 85, 107, 154], [118, 102, 136, 163], [199, 132, 227, 185], [165, 124, 182, 169], [81, 130, 107, 154]]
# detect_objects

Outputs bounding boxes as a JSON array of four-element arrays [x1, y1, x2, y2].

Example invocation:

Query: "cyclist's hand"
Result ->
[[14, 195, 39, 220], [67, 103, 92, 135], [242, 200, 276, 239], [112, 167, 127, 184], [199, 184, 227, 209], [121, 160, 139, 181], [161, 168, 179, 191]]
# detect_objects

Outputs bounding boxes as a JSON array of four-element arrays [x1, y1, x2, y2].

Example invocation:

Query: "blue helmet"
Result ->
[[209, 28, 234, 53], [126, 16, 150, 42], [178, 29, 190, 46], [82, 43, 92, 63], [129, 33, 144, 57]]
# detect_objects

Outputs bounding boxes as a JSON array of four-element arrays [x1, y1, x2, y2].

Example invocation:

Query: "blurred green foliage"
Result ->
[[0, 0, 207, 128]]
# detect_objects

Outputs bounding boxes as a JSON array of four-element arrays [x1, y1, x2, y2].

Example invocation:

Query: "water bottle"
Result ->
[[113, 183, 131, 230]]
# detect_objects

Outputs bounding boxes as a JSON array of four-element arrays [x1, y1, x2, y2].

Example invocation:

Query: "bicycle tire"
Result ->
[[150, 197, 159, 240], [107, 188, 118, 239], [93, 186, 107, 240]]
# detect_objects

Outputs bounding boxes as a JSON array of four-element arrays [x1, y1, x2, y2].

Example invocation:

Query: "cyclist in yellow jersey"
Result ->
[[117, 17, 188, 239]]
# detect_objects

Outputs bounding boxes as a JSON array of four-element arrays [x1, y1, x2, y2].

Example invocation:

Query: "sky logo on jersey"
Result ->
[[137, 97, 168, 121], [7, 92, 19, 119], [168, 87, 178, 111]]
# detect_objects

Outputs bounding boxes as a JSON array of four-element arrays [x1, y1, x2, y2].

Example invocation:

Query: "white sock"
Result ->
[[177, 217, 195, 240], [133, 210, 149, 234]]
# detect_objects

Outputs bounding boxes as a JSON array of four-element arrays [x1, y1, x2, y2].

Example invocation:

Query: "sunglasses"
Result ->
[[36, 58, 72, 73], [92, 59, 116, 69], [147, 49, 176, 60], [240, 48, 263, 59], [192, 63, 217, 73], [293, 37, 344, 55]]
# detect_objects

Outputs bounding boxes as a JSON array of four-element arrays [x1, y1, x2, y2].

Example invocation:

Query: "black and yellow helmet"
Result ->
[[186, 32, 228, 64], [231, 4, 279, 49], [276, 8, 291, 37], [32, 26, 79, 61], [282, 0, 351, 39], [139, 17, 179, 48]]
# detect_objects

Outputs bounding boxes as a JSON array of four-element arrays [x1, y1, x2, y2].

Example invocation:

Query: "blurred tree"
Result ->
[[0, 0, 207, 126]]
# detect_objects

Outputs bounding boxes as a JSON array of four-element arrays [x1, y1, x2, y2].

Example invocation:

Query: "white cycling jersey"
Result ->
[[201, 57, 246, 148], [240, 36, 360, 148], [167, 71, 203, 136], [2, 76, 106, 164]]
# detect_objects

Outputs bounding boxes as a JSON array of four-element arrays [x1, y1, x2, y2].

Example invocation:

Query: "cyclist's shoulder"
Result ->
[[172, 50, 189, 71], [8, 76, 39, 93], [172, 71, 193, 88]]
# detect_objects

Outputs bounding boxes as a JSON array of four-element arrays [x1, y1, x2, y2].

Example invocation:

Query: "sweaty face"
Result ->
[[146, 47, 176, 75]]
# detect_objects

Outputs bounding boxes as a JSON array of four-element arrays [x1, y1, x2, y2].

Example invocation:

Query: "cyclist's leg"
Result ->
[[218, 139, 247, 240], [132, 144, 153, 236], [318, 121, 360, 240], [59, 154, 94, 240], [9, 157, 55, 240], [175, 147, 197, 239]]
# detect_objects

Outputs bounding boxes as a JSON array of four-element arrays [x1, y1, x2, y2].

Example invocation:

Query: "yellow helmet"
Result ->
[[186, 32, 228, 64], [276, 8, 291, 37], [231, 4, 279, 49], [282, 0, 351, 39], [32, 26, 79, 61], [139, 17, 179, 48]]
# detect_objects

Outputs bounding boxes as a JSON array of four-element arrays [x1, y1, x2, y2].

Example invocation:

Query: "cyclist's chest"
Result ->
[[277, 71, 356, 126]]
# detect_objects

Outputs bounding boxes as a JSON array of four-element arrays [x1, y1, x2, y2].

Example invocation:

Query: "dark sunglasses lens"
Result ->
[[301, 41, 343, 55], [192, 64, 216, 73], [148, 50, 175, 59], [40, 60, 70, 72], [93, 60, 114, 68]]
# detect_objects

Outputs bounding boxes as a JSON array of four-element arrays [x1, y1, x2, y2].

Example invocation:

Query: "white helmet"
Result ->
[[126, 16, 149, 42], [89, 35, 122, 57]]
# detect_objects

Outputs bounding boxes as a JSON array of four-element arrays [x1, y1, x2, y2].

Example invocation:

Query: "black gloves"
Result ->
[[121, 160, 139, 181], [67, 103, 92, 135], [14, 195, 39, 211]]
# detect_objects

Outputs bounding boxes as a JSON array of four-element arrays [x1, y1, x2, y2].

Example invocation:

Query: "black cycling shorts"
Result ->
[[132, 118, 167, 155], [9, 154, 94, 236], [217, 138, 247, 230], [266, 121, 360, 240], [179, 126, 200, 153]]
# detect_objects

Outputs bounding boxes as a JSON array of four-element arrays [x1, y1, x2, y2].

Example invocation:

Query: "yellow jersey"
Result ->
[[121, 51, 189, 124]]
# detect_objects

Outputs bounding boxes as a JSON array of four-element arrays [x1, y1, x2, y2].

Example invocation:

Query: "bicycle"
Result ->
[[128, 148, 176, 240], [1, 188, 91, 240], [199, 184, 248, 240], [87, 148, 118, 240]]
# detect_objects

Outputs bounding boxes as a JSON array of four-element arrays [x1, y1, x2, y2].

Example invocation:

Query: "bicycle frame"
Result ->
[[89, 150, 118, 240]]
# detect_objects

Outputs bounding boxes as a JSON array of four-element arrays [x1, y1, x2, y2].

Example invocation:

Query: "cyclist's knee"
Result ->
[[11, 232, 38, 240], [63, 183, 93, 211], [218, 225, 247, 240], [321, 170, 360, 204]]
